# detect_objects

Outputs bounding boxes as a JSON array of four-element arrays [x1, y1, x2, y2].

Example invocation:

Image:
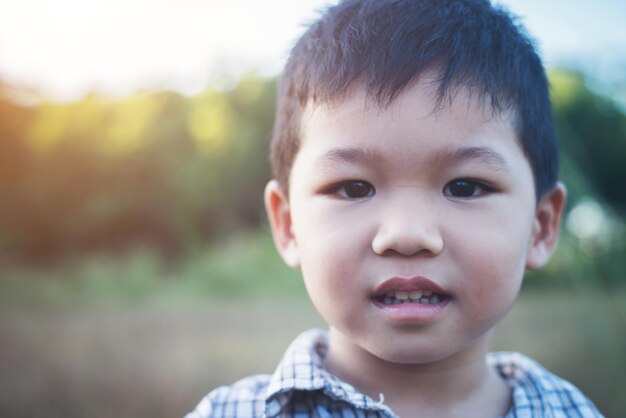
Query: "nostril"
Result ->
[[371, 211, 444, 256], [375, 247, 441, 258], [372, 235, 443, 257]]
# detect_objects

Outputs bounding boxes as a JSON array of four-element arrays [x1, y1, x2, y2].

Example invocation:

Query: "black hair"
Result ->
[[271, 0, 558, 201]]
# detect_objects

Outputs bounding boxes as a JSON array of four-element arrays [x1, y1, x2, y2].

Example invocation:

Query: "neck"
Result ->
[[323, 328, 510, 417]]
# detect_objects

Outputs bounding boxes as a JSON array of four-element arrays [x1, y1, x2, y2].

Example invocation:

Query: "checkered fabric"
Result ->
[[185, 329, 604, 418]]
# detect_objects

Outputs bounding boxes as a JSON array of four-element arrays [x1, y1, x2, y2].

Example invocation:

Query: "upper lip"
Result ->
[[372, 276, 450, 297]]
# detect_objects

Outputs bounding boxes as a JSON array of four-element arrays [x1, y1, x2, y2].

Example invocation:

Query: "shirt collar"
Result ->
[[263, 330, 599, 418], [264, 328, 391, 417]]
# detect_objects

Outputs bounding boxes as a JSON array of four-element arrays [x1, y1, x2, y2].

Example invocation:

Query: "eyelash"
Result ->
[[324, 178, 495, 200], [326, 180, 376, 199], [443, 178, 496, 199]]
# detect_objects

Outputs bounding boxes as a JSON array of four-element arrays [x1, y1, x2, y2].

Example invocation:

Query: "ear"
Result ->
[[526, 182, 567, 270], [264, 180, 300, 268]]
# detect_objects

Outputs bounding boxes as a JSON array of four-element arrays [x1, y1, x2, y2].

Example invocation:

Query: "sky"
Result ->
[[0, 0, 624, 101]]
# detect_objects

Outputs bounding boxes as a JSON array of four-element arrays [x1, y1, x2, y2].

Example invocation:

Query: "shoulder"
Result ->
[[488, 352, 604, 417], [184, 374, 270, 418], [185, 329, 331, 418]]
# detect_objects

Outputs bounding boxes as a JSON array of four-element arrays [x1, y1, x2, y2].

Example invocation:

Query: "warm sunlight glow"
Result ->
[[0, 0, 329, 101], [105, 93, 161, 155], [28, 103, 71, 151], [187, 92, 233, 156], [0, 0, 624, 101]]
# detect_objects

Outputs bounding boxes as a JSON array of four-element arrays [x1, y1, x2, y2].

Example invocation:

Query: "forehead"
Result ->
[[298, 80, 521, 162]]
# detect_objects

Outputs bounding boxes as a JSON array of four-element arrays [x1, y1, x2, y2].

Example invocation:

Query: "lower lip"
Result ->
[[372, 299, 450, 324]]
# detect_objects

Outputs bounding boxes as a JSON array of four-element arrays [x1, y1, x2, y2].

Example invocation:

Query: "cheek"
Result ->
[[299, 246, 366, 335], [293, 206, 373, 326], [293, 202, 372, 278], [451, 214, 532, 319]]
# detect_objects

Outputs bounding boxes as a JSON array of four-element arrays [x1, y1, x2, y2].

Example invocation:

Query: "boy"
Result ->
[[187, 0, 603, 416]]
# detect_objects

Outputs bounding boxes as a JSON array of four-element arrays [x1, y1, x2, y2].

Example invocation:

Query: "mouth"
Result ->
[[371, 276, 452, 306], [374, 289, 448, 305]]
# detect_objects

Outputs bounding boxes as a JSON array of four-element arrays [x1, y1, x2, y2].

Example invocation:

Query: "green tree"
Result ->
[[551, 69, 626, 214]]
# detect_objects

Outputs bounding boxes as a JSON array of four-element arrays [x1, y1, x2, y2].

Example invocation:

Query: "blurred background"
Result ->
[[0, 0, 625, 417]]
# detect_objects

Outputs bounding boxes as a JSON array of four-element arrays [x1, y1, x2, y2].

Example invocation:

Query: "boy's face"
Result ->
[[266, 80, 564, 365]]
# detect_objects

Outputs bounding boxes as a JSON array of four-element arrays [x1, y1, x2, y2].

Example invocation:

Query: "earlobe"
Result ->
[[526, 182, 567, 270], [264, 180, 300, 268]]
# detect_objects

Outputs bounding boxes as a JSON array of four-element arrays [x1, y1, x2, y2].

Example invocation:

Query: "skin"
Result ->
[[265, 79, 566, 417]]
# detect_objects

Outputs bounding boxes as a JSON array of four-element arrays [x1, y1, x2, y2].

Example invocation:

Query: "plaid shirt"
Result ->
[[186, 329, 604, 418]]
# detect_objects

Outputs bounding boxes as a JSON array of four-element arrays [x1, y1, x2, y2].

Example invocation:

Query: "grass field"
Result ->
[[2, 289, 624, 417], [1, 231, 624, 417]]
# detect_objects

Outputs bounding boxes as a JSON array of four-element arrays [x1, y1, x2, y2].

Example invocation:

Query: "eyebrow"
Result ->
[[431, 146, 510, 171], [314, 145, 510, 172], [316, 147, 386, 167]]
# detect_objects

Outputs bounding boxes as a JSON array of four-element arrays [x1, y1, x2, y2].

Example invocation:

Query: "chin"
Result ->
[[364, 340, 457, 365]]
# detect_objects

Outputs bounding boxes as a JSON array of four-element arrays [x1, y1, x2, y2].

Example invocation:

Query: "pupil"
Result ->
[[450, 180, 475, 197], [346, 181, 370, 198]]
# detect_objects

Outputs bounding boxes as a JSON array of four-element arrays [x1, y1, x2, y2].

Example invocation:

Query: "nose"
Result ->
[[371, 192, 444, 257]]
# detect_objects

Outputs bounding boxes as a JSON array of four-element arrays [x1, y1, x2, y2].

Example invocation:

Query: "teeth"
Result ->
[[380, 290, 445, 305], [409, 290, 422, 300], [395, 291, 409, 300]]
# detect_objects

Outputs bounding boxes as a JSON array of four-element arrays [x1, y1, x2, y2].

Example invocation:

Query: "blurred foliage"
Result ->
[[0, 229, 303, 309], [551, 70, 626, 210], [0, 74, 276, 262], [0, 68, 624, 288]]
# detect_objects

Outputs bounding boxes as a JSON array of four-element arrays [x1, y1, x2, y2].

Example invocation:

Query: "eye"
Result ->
[[443, 179, 493, 199], [334, 180, 375, 199]]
